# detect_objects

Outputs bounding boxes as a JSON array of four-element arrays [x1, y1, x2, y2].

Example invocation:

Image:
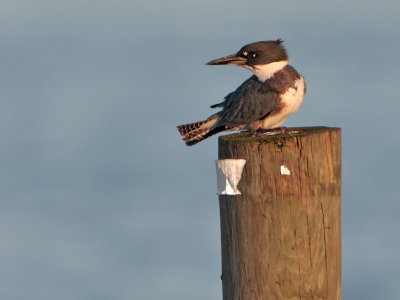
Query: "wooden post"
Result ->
[[218, 127, 341, 300]]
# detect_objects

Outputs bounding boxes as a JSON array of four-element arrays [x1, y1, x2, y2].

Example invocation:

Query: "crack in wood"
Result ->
[[321, 201, 329, 295]]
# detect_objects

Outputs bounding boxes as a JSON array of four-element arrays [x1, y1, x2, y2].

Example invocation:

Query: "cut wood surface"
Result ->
[[218, 127, 341, 300]]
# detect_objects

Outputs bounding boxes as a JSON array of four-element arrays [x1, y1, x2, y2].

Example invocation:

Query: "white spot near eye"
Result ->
[[243, 51, 248, 56]]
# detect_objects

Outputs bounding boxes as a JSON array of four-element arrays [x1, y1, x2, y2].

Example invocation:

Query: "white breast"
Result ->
[[281, 76, 305, 115], [259, 76, 305, 129]]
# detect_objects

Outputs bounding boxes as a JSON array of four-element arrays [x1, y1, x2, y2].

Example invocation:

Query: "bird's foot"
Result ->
[[249, 127, 303, 137]]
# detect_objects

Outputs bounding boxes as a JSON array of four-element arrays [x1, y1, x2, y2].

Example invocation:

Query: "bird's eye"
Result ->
[[251, 53, 257, 58]]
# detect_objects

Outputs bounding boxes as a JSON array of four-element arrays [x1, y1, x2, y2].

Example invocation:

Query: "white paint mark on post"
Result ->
[[280, 165, 291, 175], [216, 159, 246, 195]]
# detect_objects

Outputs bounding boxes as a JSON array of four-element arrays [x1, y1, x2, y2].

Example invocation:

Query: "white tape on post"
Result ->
[[215, 159, 246, 195]]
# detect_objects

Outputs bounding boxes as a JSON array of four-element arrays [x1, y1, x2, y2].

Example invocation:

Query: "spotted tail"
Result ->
[[177, 116, 224, 146]]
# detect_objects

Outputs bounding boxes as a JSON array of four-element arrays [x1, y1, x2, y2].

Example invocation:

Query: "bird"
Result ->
[[177, 39, 306, 146]]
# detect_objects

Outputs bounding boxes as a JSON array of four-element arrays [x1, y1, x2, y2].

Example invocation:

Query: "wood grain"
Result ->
[[218, 127, 341, 300]]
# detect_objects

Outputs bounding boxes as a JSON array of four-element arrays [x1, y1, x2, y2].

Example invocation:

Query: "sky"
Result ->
[[0, 0, 399, 299]]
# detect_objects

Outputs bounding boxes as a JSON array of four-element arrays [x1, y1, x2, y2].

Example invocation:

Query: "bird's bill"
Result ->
[[206, 54, 247, 66]]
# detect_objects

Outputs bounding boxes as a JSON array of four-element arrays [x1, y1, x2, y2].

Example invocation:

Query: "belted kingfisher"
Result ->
[[177, 39, 306, 146]]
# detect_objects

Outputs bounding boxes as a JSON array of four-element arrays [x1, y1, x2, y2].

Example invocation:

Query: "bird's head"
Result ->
[[206, 39, 289, 81]]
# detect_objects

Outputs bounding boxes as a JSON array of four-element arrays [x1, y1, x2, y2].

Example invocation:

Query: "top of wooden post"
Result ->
[[219, 126, 340, 145], [218, 126, 341, 162]]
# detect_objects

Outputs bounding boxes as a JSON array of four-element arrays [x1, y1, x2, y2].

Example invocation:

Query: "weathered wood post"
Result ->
[[217, 127, 341, 300]]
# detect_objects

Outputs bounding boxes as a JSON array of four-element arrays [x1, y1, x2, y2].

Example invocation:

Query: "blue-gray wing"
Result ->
[[215, 76, 280, 128]]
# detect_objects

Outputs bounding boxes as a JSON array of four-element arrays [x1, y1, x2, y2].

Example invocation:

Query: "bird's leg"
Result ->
[[249, 128, 280, 137], [249, 127, 303, 137], [248, 128, 270, 136], [275, 127, 305, 135]]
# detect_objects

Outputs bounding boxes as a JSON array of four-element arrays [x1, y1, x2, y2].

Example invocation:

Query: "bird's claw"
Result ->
[[249, 127, 302, 137]]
